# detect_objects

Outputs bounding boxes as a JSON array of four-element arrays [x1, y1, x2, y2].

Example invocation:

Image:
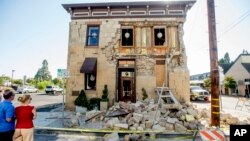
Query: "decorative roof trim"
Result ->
[[62, 1, 196, 19]]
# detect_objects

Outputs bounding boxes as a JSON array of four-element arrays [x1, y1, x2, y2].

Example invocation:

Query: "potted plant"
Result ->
[[100, 84, 109, 111], [74, 90, 88, 113], [142, 87, 148, 100]]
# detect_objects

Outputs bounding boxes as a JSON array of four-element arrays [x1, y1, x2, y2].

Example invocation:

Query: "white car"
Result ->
[[45, 85, 63, 94], [16, 86, 38, 94], [190, 86, 210, 101]]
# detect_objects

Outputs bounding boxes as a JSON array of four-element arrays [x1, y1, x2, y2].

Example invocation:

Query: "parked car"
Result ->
[[190, 86, 210, 101], [16, 86, 38, 94], [45, 85, 63, 94]]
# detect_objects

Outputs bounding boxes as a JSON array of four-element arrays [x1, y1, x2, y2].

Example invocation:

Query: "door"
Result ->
[[121, 77, 134, 102]]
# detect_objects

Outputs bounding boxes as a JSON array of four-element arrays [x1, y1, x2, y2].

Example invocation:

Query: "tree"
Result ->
[[219, 52, 231, 65], [224, 76, 237, 94], [0, 76, 10, 86], [35, 59, 52, 81], [13, 79, 23, 85], [36, 80, 53, 90], [52, 78, 64, 88], [0, 77, 3, 86], [204, 78, 211, 90], [224, 53, 230, 64], [26, 78, 37, 85]]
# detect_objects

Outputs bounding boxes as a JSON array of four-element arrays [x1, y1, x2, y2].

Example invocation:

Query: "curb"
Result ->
[[35, 127, 198, 140], [36, 103, 62, 111]]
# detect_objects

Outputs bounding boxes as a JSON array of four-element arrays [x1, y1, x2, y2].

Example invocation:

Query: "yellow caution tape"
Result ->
[[35, 126, 229, 138], [211, 99, 220, 100], [212, 105, 220, 107], [36, 126, 198, 133]]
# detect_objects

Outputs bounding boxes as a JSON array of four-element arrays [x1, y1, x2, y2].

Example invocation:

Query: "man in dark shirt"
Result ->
[[245, 89, 249, 98]]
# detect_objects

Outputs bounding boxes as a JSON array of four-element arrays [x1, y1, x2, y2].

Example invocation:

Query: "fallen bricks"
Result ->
[[63, 100, 249, 131], [81, 100, 204, 131]]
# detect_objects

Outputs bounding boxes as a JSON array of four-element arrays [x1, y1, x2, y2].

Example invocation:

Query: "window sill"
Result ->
[[85, 89, 96, 92], [153, 46, 167, 48], [85, 46, 99, 48], [121, 46, 134, 48]]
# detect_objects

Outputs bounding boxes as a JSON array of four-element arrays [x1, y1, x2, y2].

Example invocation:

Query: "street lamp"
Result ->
[[11, 70, 15, 85]]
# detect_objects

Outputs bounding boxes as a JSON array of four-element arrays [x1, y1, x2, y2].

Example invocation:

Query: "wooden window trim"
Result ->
[[86, 25, 100, 47], [153, 26, 167, 48], [120, 26, 135, 48], [84, 73, 97, 90]]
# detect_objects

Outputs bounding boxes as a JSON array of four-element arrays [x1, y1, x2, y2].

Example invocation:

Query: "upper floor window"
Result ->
[[154, 28, 166, 46], [121, 27, 133, 47], [87, 26, 99, 46]]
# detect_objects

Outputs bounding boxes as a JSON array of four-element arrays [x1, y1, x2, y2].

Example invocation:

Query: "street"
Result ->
[[12, 93, 250, 122], [13, 92, 64, 108], [192, 95, 250, 121]]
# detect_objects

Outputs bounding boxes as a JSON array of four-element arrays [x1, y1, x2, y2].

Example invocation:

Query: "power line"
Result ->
[[218, 10, 250, 38], [186, 0, 202, 45], [188, 10, 250, 53]]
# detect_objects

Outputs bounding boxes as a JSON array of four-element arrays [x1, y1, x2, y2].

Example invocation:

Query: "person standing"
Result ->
[[0, 88, 3, 102], [245, 89, 249, 98], [0, 90, 16, 141], [13, 94, 37, 141]]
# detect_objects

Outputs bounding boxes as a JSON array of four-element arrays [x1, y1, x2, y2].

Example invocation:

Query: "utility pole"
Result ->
[[11, 70, 15, 85], [207, 0, 220, 126]]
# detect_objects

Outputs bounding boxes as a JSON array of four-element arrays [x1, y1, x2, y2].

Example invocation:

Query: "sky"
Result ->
[[0, 0, 250, 80]]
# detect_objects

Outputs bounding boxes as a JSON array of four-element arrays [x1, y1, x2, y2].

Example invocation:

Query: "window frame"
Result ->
[[85, 73, 97, 90], [86, 25, 100, 47], [153, 26, 167, 47], [121, 26, 134, 48]]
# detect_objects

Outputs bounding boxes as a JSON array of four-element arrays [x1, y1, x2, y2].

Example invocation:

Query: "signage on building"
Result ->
[[57, 69, 69, 78]]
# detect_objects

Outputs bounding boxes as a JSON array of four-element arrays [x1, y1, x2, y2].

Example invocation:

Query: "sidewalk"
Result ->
[[33, 95, 250, 141]]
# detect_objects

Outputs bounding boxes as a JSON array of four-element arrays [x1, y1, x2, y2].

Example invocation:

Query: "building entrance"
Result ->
[[117, 59, 136, 102]]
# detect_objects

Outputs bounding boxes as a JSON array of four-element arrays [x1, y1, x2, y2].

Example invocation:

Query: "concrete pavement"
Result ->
[[192, 95, 250, 121], [13, 92, 64, 108]]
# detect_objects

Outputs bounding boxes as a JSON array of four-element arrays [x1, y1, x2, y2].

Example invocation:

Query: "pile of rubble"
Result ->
[[64, 100, 250, 131], [83, 101, 209, 131]]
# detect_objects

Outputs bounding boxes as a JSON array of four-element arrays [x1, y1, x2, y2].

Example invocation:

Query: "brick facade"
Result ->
[[63, 1, 195, 110]]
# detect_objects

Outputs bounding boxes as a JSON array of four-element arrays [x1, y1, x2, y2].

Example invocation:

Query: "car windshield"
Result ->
[[46, 86, 52, 88], [190, 86, 203, 90]]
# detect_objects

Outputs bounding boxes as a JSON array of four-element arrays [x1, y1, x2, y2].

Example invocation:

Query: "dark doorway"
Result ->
[[118, 69, 135, 102], [121, 78, 133, 102]]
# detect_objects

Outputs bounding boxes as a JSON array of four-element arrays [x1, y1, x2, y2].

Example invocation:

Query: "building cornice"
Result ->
[[62, 1, 196, 19]]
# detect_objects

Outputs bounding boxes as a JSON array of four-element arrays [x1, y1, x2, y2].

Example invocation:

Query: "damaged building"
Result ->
[[62, 0, 196, 109]]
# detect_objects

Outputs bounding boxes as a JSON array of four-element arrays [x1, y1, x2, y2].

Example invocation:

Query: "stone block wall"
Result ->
[[169, 68, 190, 103], [65, 17, 190, 109]]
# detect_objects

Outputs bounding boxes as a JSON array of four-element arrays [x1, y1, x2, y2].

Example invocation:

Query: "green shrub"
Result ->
[[142, 88, 148, 100], [74, 90, 88, 108], [88, 98, 101, 110], [101, 84, 109, 102], [36, 81, 52, 90]]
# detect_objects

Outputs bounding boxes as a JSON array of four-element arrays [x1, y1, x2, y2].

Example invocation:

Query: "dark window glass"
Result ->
[[87, 26, 99, 46], [154, 28, 165, 46], [85, 73, 96, 90], [122, 28, 133, 46]]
